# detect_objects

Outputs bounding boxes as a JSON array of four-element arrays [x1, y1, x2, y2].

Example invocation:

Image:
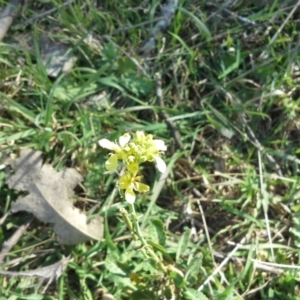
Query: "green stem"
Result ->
[[128, 203, 148, 246], [128, 203, 167, 273]]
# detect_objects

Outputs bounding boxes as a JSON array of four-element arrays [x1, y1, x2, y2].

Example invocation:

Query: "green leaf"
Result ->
[[218, 45, 241, 79], [183, 288, 209, 300], [12, 295, 44, 300], [98, 76, 125, 93], [290, 211, 300, 247], [176, 7, 211, 39], [119, 74, 155, 96], [169, 268, 186, 288], [52, 83, 98, 102], [109, 274, 137, 290], [148, 218, 166, 246], [176, 228, 190, 262], [0, 129, 37, 145], [117, 57, 137, 74], [214, 285, 235, 299], [0, 92, 35, 122], [131, 290, 157, 300], [185, 252, 203, 280], [104, 213, 118, 253], [133, 257, 158, 274], [101, 42, 120, 64], [104, 253, 126, 276], [146, 240, 174, 263]]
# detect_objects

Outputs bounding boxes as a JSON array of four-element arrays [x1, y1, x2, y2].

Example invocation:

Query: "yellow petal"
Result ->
[[127, 155, 135, 164], [119, 173, 131, 189], [155, 156, 166, 173], [125, 187, 136, 204], [134, 175, 143, 181], [127, 163, 139, 174], [105, 154, 118, 171], [145, 134, 153, 141], [119, 133, 131, 148], [134, 182, 150, 193]]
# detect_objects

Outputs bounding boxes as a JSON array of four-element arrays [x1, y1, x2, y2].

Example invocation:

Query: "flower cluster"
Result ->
[[99, 131, 167, 203]]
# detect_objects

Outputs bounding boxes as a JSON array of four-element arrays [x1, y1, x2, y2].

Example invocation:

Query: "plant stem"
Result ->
[[127, 203, 167, 273]]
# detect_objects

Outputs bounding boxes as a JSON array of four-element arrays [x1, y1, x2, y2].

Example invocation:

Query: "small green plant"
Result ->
[[99, 131, 207, 299]]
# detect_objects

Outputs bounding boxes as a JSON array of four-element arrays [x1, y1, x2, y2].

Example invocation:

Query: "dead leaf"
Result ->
[[5, 149, 103, 245], [0, 217, 33, 264], [0, 0, 21, 42], [41, 37, 77, 77], [0, 256, 71, 293]]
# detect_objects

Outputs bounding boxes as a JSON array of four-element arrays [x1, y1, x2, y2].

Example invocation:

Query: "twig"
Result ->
[[259, 0, 300, 59], [0, 217, 33, 264], [247, 128, 283, 176], [111, 17, 165, 35], [252, 259, 300, 271], [154, 72, 185, 152], [0, 212, 9, 226], [140, 0, 178, 57], [1, 250, 54, 269], [196, 198, 242, 298], [0, 0, 21, 41], [223, 7, 256, 26], [258, 150, 275, 261], [212, 251, 284, 275], [196, 200, 215, 264], [198, 237, 247, 292], [15, 0, 73, 29], [183, 200, 198, 242], [222, 88, 284, 176], [243, 278, 273, 297], [206, 2, 256, 26]]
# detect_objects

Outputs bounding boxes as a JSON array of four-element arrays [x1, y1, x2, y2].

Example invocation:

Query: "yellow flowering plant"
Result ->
[[99, 131, 191, 297], [99, 131, 167, 203], [99, 132, 168, 268]]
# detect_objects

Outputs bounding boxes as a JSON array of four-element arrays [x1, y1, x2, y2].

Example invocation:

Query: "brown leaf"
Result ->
[[40, 37, 77, 77], [6, 149, 103, 245], [0, 256, 71, 293], [0, 0, 21, 42]]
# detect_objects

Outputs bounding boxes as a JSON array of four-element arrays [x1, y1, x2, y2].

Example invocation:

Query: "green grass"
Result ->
[[1, 0, 300, 299]]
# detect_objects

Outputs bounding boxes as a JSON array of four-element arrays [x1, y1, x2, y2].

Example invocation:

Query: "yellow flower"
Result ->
[[99, 133, 131, 171], [131, 131, 167, 173], [99, 131, 167, 173], [119, 170, 150, 203]]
